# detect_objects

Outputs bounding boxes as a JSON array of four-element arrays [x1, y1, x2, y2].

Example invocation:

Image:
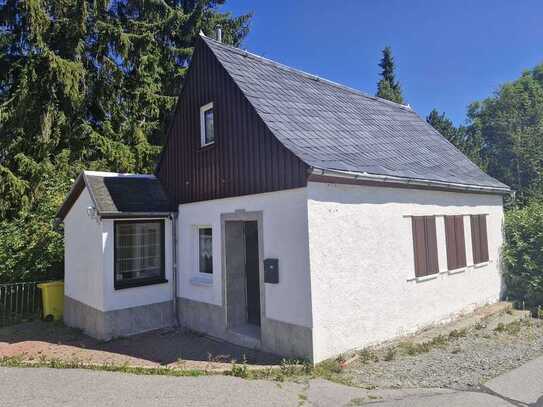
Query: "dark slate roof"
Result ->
[[201, 35, 509, 191], [56, 171, 174, 220]]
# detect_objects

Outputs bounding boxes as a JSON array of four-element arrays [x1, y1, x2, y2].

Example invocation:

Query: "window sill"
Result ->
[[407, 273, 439, 283], [114, 278, 168, 290], [473, 261, 490, 269], [447, 267, 467, 275], [190, 275, 213, 287], [198, 142, 216, 152]]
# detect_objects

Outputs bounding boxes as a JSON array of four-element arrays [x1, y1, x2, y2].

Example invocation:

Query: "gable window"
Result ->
[[444, 215, 467, 270], [198, 227, 213, 274], [200, 102, 214, 146], [470, 215, 489, 264], [114, 220, 166, 289], [411, 216, 439, 277]]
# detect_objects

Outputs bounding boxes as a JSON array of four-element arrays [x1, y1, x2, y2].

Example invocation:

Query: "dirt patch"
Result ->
[[0, 321, 280, 371]]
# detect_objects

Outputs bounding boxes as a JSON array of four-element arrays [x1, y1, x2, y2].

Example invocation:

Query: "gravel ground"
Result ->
[[342, 313, 543, 390]]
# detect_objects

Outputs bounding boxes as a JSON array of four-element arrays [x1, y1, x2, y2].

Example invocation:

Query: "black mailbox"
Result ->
[[264, 258, 279, 284]]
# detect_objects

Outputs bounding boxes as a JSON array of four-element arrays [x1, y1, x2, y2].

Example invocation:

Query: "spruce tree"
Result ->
[[0, 0, 250, 281], [376, 46, 404, 104]]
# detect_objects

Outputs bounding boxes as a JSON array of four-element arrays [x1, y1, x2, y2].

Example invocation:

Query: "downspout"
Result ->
[[171, 211, 180, 327]]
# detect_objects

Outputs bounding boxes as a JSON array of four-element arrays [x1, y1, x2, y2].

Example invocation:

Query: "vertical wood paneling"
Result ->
[[157, 38, 308, 205]]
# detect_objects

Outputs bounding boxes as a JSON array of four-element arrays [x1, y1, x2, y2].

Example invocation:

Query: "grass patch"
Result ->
[[448, 329, 467, 339], [0, 356, 208, 377], [494, 320, 522, 335], [358, 348, 379, 364]]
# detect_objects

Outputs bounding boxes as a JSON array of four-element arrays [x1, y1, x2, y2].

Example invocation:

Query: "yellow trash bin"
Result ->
[[37, 281, 64, 321]]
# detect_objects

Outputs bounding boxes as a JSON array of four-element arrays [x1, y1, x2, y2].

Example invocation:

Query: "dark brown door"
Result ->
[[244, 221, 261, 326]]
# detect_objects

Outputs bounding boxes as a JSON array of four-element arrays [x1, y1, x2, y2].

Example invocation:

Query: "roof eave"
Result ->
[[309, 168, 511, 196]]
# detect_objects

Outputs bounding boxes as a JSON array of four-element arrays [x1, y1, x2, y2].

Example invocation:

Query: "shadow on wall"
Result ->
[[0, 320, 280, 366], [308, 182, 502, 208]]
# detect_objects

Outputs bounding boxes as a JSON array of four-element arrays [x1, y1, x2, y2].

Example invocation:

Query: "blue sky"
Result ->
[[220, 0, 543, 125]]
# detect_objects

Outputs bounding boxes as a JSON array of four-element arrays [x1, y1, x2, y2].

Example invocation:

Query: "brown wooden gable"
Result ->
[[156, 38, 308, 205]]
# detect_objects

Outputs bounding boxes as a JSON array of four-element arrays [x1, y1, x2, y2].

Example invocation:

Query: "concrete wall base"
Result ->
[[177, 296, 313, 361], [64, 296, 174, 340]]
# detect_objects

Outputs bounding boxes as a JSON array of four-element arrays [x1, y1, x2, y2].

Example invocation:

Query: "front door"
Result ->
[[225, 220, 261, 328], [244, 221, 261, 326]]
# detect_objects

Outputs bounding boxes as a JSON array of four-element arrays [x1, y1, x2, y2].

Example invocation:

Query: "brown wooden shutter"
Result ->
[[455, 216, 467, 267], [412, 216, 439, 277], [412, 217, 427, 277], [479, 215, 489, 262], [445, 216, 466, 270], [470, 215, 481, 264], [445, 216, 458, 270], [471, 215, 489, 264]]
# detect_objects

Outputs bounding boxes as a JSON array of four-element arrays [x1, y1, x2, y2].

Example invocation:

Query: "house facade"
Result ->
[[57, 34, 509, 363]]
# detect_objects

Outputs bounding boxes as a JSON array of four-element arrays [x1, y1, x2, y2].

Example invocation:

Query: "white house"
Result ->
[[57, 33, 510, 363]]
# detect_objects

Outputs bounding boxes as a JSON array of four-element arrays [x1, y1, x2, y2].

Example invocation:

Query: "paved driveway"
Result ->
[[1, 356, 542, 406]]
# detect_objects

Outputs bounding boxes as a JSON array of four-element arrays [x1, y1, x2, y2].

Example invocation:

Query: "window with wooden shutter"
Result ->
[[411, 216, 439, 277], [444, 215, 467, 270], [470, 215, 489, 264]]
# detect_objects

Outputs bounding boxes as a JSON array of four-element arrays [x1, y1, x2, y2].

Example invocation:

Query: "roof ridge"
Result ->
[[200, 34, 413, 112]]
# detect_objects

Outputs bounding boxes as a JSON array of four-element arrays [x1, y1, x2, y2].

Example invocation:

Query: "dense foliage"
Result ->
[[376, 46, 404, 104], [503, 201, 543, 308], [0, 0, 249, 282], [426, 65, 543, 306]]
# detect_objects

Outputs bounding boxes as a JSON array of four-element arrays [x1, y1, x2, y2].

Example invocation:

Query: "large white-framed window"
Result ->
[[197, 226, 213, 274], [200, 102, 215, 147], [114, 220, 166, 289]]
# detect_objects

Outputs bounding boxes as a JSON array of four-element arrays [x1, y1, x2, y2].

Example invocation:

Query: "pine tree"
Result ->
[[376, 46, 404, 104]]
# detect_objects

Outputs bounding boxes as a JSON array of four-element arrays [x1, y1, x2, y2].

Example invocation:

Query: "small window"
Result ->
[[200, 102, 214, 146], [114, 220, 166, 289], [471, 215, 489, 264], [198, 227, 213, 274], [444, 215, 467, 270], [411, 216, 439, 277]]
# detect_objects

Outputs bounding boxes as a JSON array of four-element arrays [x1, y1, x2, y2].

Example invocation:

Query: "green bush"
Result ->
[[503, 201, 543, 307]]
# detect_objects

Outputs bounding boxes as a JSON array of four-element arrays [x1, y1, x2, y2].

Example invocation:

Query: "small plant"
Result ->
[[280, 358, 301, 377], [314, 358, 342, 377], [474, 322, 485, 330], [430, 334, 449, 347], [448, 329, 467, 339], [383, 348, 396, 361], [398, 341, 429, 356], [358, 348, 379, 364], [494, 322, 506, 333], [230, 355, 249, 378]]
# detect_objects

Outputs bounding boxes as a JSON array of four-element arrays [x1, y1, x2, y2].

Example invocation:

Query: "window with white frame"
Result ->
[[200, 102, 214, 146], [198, 227, 213, 274], [114, 220, 166, 289]]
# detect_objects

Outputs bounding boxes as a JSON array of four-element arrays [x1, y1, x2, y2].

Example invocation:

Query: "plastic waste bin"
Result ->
[[37, 281, 64, 321]]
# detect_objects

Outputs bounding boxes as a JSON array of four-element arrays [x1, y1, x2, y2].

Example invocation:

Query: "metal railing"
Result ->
[[0, 281, 42, 328]]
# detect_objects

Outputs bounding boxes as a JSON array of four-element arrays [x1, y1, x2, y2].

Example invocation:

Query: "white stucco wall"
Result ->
[[64, 187, 104, 310], [307, 181, 505, 362], [64, 186, 174, 312], [178, 188, 312, 328], [101, 218, 174, 312]]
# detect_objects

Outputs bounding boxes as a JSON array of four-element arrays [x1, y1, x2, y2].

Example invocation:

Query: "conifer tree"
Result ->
[[376, 46, 404, 104], [0, 0, 250, 281]]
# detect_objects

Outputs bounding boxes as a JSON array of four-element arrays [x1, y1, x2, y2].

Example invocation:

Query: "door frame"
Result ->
[[220, 210, 266, 333]]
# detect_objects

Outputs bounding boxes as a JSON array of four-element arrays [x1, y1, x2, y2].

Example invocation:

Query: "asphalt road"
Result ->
[[0, 356, 542, 406]]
